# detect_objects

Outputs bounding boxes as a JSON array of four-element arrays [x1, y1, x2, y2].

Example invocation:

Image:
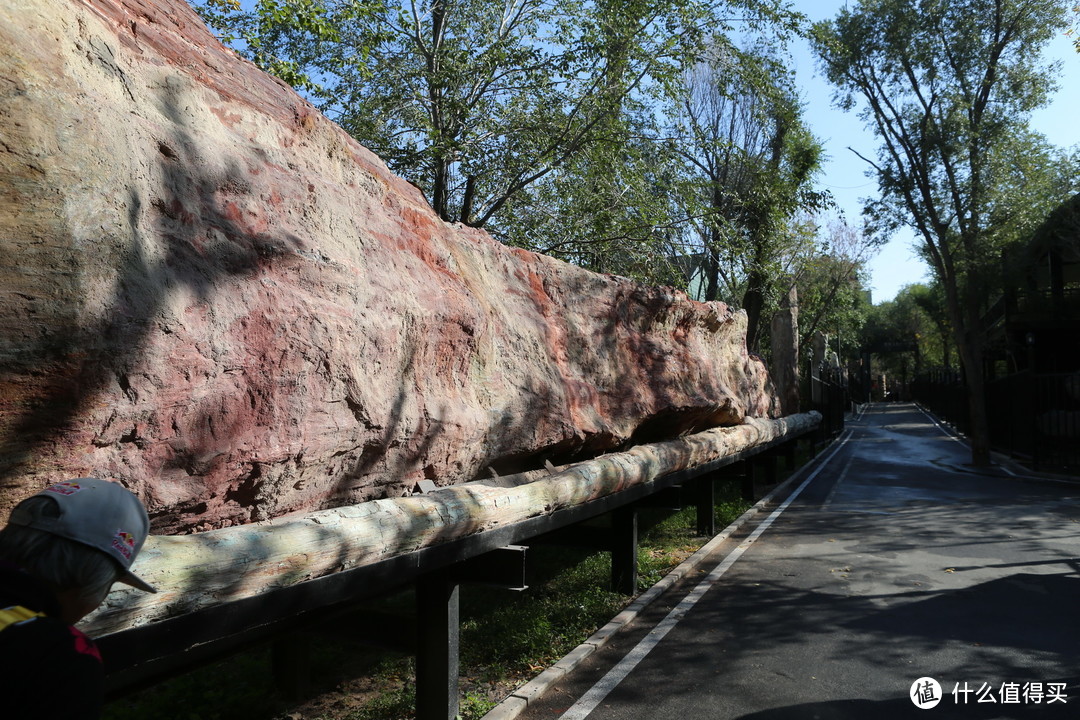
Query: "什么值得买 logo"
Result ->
[[911, 677, 942, 709]]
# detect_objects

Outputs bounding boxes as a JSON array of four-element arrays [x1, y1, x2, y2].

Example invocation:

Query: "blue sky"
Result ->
[[790, 1, 1080, 303]]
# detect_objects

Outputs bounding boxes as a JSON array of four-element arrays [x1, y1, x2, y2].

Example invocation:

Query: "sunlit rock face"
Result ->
[[0, 0, 778, 533]]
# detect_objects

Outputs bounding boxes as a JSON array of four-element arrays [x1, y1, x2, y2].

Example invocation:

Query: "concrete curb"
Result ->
[[479, 436, 839, 720]]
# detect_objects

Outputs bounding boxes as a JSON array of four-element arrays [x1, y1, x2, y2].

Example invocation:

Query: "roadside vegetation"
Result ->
[[104, 480, 758, 720], [813, 0, 1078, 463]]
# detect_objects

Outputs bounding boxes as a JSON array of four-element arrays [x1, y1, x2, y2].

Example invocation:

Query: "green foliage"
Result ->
[[663, 35, 830, 349], [190, 0, 821, 291], [637, 503, 745, 588], [459, 692, 498, 720], [194, 0, 787, 226], [861, 280, 960, 379], [350, 684, 416, 720], [198, 0, 376, 97], [1072, 4, 1080, 52], [904, 282, 954, 369], [812, 0, 1073, 284], [799, 274, 870, 364], [812, 0, 1075, 461], [495, 113, 690, 283], [794, 215, 877, 363]]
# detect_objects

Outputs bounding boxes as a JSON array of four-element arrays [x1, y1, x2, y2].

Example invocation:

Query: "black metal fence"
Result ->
[[808, 366, 848, 441], [913, 370, 1080, 473], [912, 370, 969, 432]]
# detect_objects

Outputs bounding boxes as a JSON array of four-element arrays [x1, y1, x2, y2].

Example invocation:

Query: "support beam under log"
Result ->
[[416, 571, 460, 720], [695, 474, 716, 537], [611, 506, 638, 596]]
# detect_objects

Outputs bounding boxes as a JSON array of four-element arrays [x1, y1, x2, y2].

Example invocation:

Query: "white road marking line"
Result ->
[[559, 429, 855, 720], [915, 403, 965, 445], [821, 451, 856, 510], [914, 404, 1025, 478]]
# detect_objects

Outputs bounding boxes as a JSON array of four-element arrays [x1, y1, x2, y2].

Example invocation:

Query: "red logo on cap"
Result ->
[[112, 530, 137, 560], [45, 481, 83, 496]]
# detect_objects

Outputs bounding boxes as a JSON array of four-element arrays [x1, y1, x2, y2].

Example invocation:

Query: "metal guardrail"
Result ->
[[94, 413, 823, 720], [912, 371, 969, 435], [987, 372, 1080, 471], [807, 366, 849, 442], [1013, 287, 1080, 319]]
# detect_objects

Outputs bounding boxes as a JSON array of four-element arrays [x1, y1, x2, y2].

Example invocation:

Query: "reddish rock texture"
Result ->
[[0, 0, 778, 533]]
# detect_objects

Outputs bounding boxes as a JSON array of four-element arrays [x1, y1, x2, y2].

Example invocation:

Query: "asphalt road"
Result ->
[[515, 402, 1080, 720]]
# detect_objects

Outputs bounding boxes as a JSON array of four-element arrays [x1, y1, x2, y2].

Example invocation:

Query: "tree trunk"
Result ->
[[703, 243, 720, 302], [770, 283, 800, 415], [945, 279, 992, 466], [427, 0, 451, 221], [742, 268, 767, 353]]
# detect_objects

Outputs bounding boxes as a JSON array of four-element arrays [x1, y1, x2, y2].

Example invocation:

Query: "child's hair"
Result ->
[[0, 496, 120, 607]]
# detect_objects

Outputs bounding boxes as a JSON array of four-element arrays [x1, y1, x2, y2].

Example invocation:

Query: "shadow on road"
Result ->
[[733, 678, 1080, 719], [848, 571, 1080, 656]]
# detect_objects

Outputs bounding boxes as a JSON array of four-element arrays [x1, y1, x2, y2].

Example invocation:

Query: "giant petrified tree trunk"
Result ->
[[0, 0, 779, 533], [770, 283, 800, 416]]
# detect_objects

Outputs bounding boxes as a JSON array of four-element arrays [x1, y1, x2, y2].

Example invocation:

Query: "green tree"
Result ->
[[813, 0, 1073, 465], [496, 121, 690, 284], [670, 37, 829, 351], [863, 283, 955, 385], [862, 297, 916, 385], [198, 0, 375, 95], [904, 282, 954, 370], [195, 0, 798, 234], [795, 216, 876, 360], [1070, 4, 1080, 52]]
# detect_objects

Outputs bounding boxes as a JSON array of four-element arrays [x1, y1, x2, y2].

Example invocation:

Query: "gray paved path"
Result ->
[[515, 402, 1080, 720]]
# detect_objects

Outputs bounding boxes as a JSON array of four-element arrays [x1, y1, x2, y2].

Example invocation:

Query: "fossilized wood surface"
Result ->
[[770, 285, 800, 416], [81, 412, 818, 637], [0, 0, 779, 534]]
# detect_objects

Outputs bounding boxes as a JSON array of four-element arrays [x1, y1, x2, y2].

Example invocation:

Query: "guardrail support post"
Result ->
[[416, 570, 460, 720], [784, 439, 797, 471], [611, 506, 638, 595], [695, 473, 715, 537], [741, 459, 756, 501], [271, 632, 311, 700], [758, 451, 778, 487]]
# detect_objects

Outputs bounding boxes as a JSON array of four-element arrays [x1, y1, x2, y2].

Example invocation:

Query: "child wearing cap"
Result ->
[[0, 478, 156, 720]]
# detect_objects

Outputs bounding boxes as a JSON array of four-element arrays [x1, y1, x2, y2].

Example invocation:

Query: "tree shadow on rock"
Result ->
[[0, 82, 303, 504]]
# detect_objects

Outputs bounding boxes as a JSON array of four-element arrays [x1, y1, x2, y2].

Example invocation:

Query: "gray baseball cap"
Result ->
[[10, 478, 156, 593]]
